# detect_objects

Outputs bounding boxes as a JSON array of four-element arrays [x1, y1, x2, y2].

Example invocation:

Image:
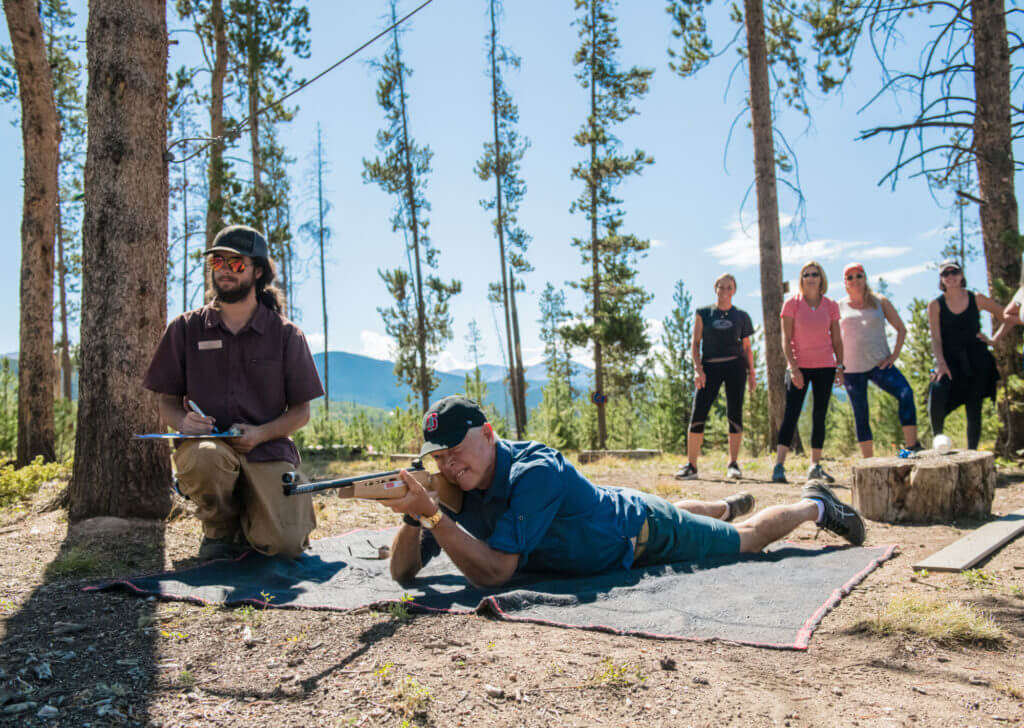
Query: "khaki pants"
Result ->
[[172, 439, 316, 558]]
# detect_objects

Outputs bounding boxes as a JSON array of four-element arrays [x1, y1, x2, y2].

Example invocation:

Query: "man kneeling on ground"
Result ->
[[387, 396, 865, 587]]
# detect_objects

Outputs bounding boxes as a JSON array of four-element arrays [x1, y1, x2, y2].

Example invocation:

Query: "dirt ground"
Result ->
[[1, 452, 1022, 728]]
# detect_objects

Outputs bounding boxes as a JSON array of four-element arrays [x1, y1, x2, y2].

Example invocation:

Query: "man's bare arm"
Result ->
[[231, 400, 311, 453], [157, 393, 213, 435], [390, 523, 424, 583]]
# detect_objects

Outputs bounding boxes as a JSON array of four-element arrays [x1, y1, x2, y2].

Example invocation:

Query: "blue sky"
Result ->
[[0, 1, 1019, 371]]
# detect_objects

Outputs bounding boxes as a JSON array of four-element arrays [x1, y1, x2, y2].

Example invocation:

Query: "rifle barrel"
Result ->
[[281, 462, 424, 497]]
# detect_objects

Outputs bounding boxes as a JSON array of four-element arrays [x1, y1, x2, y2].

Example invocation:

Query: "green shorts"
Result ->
[[632, 491, 741, 567]]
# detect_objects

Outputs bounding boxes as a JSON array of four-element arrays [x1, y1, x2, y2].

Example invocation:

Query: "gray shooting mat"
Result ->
[[85, 528, 896, 649]]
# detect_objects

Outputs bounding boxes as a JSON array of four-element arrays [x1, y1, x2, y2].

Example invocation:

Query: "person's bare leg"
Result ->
[[903, 425, 918, 447], [686, 432, 703, 468], [674, 499, 727, 520], [735, 501, 818, 552], [775, 444, 790, 466], [727, 432, 741, 463], [859, 440, 874, 458], [810, 447, 823, 465]]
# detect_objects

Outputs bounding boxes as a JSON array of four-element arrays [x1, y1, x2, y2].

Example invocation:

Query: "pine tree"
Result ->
[[476, 0, 531, 437], [567, 0, 654, 449], [1, 0, 60, 464], [532, 284, 577, 450], [69, 0, 172, 518], [363, 0, 461, 412], [651, 280, 694, 454], [299, 123, 332, 406], [226, 0, 309, 236]]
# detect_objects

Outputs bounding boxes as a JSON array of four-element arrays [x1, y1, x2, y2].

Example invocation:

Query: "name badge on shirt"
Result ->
[[198, 339, 223, 351]]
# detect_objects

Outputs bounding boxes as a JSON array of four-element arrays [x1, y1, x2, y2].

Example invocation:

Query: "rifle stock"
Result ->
[[281, 459, 463, 513]]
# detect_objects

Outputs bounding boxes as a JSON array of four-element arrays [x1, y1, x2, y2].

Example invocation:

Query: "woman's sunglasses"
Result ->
[[209, 255, 246, 273], [845, 273, 865, 281], [801, 271, 821, 278], [940, 269, 960, 277]]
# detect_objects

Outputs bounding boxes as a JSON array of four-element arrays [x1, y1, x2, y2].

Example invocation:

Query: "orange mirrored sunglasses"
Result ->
[[209, 255, 246, 273]]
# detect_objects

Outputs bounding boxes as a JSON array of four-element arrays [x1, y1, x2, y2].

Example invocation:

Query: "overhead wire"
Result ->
[[168, 0, 437, 164]]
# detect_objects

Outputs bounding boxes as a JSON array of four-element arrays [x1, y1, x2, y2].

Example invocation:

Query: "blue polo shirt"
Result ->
[[420, 439, 648, 575]]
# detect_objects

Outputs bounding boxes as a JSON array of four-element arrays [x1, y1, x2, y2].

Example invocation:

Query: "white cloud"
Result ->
[[747, 287, 762, 298], [706, 216, 864, 269], [359, 330, 393, 361], [857, 245, 911, 260], [872, 263, 931, 285], [650, 238, 666, 248], [434, 350, 470, 371], [306, 332, 325, 353], [916, 226, 946, 241]]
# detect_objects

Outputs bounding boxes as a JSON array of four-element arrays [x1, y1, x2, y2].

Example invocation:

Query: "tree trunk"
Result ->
[[316, 127, 329, 409], [852, 451, 995, 523], [182, 143, 190, 313], [4, 0, 59, 465], [971, 0, 1023, 455], [247, 6, 263, 234], [510, 272, 527, 431], [391, 16, 429, 413], [205, 0, 227, 244], [744, 0, 787, 447], [487, 0, 522, 437], [69, 0, 172, 520], [589, 0, 607, 449], [56, 191, 72, 400]]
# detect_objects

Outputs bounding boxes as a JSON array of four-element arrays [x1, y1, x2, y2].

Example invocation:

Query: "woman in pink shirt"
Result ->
[[773, 260, 844, 484]]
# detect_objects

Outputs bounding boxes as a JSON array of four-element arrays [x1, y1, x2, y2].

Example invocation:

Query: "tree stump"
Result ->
[[851, 451, 996, 523]]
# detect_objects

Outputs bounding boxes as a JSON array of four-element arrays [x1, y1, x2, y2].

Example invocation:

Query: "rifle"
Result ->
[[281, 459, 463, 513]]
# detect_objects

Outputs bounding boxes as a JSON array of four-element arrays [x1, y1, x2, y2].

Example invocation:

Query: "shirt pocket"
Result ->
[[246, 358, 285, 401]]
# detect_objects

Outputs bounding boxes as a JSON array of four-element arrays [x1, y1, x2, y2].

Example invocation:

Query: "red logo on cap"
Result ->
[[425, 412, 439, 433]]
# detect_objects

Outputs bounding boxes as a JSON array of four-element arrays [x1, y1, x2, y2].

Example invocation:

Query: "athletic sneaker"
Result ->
[[771, 464, 788, 483], [723, 492, 755, 522], [801, 483, 866, 546], [906, 441, 925, 453], [675, 463, 698, 480], [806, 463, 835, 483], [726, 461, 743, 480]]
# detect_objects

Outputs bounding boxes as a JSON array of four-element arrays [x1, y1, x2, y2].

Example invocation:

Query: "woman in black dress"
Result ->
[[927, 259, 1005, 450]]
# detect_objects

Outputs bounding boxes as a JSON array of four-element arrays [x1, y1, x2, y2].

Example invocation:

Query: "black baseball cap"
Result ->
[[420, 396, 488, 456], [205, 224, 269, 260]]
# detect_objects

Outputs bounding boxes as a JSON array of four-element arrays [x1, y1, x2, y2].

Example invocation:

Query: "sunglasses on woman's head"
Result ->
[[802, 271, 821, 278], [845, 273, 865, 280], [209, 255, 246, 273]]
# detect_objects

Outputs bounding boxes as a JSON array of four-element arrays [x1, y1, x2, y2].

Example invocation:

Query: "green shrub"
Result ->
[[0, 456, 71, 508]]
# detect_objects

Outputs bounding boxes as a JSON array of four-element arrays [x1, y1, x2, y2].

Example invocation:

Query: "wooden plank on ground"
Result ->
[[913, 508, 1024, 572]]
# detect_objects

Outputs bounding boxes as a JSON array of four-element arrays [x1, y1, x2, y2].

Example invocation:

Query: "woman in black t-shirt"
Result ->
[[676, 273, 757, 481]]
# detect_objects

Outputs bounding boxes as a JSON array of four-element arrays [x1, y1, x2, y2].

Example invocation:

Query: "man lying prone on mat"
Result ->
[[386, 396, 867, 588]]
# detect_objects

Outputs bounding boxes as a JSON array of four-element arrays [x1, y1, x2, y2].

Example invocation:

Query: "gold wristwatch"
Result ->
[[418, 509, 444, 530]]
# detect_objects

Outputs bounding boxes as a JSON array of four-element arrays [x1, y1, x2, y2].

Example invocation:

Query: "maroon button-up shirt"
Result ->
[[142, 303, 324, 465]]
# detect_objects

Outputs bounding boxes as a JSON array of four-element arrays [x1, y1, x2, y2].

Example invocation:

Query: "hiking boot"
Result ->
[[771, 464, 788, 483], [807, 463, 835, 483], [726, 461, 743, 480], [723, 492, 755, 522], [198, 535, 244, 561], [801, 483, 865, 546], [675, 463, 698, 480]]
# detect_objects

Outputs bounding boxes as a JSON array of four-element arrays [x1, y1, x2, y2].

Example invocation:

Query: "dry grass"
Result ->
[[855, 593, 1008, 646]]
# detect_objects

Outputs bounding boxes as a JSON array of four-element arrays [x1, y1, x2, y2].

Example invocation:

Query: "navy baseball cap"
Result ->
[[420, 396, 488, 456], [205, 224, 269, 260]]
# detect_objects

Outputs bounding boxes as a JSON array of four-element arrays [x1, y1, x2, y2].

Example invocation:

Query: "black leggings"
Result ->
[[777, 367, 836, 450], [928, 376, 985, 450], [689, 358, 746, 434]]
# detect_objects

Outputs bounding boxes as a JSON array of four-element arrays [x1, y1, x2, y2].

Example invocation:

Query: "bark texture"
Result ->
[[852, 452, 995, 523], [69, 0, 172, 520], [205, 0, 227, 244], [971, 0, 1023, 455], [4, 0, 59, 465], [743, 0, 787, 445]]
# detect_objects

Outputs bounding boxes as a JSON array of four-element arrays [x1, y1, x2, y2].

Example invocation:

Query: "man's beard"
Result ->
[[213, 276, 255, 304]]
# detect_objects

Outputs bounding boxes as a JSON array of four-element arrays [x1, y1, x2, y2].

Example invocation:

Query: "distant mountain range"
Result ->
[[313, 351, 593, 421], [0, 349, 592, 422]]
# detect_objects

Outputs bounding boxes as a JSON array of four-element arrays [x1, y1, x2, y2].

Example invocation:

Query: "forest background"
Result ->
[[0, 0, 1020, 480]]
